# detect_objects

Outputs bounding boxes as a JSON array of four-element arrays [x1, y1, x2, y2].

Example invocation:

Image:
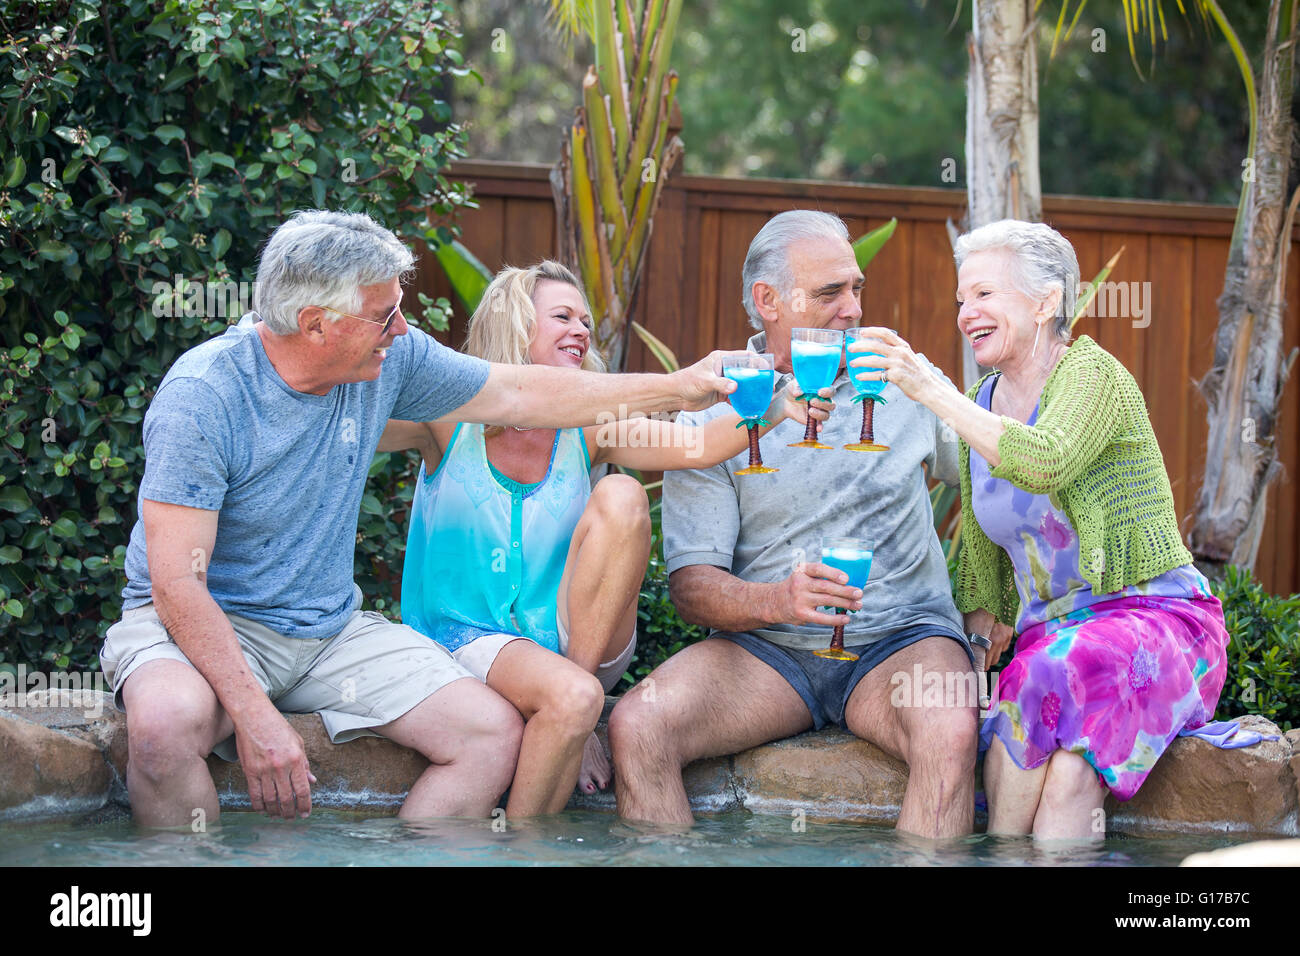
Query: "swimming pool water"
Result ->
[[0, 809, 1253, 867]]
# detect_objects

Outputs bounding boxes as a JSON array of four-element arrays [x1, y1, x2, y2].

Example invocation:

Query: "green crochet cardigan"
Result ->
[[956, 335, 1193, 628]]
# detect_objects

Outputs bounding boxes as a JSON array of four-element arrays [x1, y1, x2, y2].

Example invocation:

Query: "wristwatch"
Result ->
[[967, 633, 992, 650]]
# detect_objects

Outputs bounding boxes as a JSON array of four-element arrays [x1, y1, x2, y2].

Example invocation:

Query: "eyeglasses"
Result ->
[[320, 301, 403, 337]]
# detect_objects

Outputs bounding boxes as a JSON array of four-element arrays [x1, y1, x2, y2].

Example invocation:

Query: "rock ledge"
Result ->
[[2, 692, 1296, 837]]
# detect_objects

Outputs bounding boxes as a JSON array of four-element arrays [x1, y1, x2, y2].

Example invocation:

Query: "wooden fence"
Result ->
[[411, 160, 1300, 597]]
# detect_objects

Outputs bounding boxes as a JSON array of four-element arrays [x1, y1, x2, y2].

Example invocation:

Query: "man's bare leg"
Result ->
[[844, 636, 977, 839], [608, 639, 812, 825], [484, 639, 605, 817], [121, 660, 236, 828], [374, 676, 523, 819], [555, 474, 649, 792], [983, 736, 1048, 835], [1030, 749, 1107, 840]]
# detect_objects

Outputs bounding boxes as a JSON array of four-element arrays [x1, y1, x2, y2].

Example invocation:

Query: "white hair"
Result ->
[[253, 210, 415, 335], [741, 210, 850, 330], [953, 219, 1080, 340]]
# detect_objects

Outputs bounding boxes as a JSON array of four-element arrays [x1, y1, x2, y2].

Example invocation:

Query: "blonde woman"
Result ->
[[379, 261, 819, 817]]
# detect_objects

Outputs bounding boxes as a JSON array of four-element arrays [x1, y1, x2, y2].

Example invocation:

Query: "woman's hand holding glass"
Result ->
[[846, 327, 943, 404]]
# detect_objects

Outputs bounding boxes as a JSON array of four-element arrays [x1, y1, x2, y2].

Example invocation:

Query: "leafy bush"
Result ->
[[617, 489, 706, 693], [1209, 565, 1300, 732], [0, 0, 471, 673]]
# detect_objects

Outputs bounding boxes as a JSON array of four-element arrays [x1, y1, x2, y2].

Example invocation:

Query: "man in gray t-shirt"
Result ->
[[103, 210, 738, 828], [609, 211, 980, 838]]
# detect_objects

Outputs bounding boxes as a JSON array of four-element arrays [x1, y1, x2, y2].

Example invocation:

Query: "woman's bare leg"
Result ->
[[555, 474, 651, 792], [1031, 749, 1107, 840], [984, 736, 1049, 835], [486, 639, 605, 817]]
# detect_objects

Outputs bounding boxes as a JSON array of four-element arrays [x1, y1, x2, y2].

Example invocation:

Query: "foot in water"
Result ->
[[577, 731, 611, 794]]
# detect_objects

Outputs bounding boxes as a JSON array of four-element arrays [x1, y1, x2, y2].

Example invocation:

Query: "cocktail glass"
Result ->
[[843, 328, 890, 452], [814, 535, 873, 661], [787, 328, 843, 449], [722, 353, 778, 476]]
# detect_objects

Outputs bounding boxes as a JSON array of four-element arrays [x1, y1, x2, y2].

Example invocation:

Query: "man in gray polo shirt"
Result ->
[[608, 210, 979, 838], [101, 210, 738, 827]]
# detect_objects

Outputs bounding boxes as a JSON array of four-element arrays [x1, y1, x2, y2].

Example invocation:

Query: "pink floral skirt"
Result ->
[[979, 594, 1229, 801]]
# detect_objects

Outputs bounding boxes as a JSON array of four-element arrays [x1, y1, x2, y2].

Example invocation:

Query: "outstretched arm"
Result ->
[[847, 328, 1004, 463], [439, 350, 739, 429], [590, 382, 831, 471], [376, 420, 434, 454]]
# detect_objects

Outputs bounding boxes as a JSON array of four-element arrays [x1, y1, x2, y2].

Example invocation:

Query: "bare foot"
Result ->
[[577, 731, 611, 794]]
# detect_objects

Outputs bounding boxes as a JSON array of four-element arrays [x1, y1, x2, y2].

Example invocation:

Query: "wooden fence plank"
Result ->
[[1144, 235, 1195, 519], [1185, 237, 1230, 545]]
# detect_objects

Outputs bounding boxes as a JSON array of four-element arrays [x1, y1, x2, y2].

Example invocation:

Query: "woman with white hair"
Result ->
[[379, 260, 818, 817], [849, 219, 1229, 839]]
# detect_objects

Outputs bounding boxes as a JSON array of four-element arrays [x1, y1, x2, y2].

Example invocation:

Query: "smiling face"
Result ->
[[955, 248, 1059, 369], [526, 278, 592, 369], [320, 276, 408, 385]]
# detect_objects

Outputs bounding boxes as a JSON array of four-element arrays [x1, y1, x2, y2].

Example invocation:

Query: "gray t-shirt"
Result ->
[[662, 331, 963, 650], [120, 318, 490, 639]]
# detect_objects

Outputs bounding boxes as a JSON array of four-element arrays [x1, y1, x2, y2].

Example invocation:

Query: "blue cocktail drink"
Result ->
[[815, 536, 873, 661], [722, 354, 779, 476], [788, 328, 844, 449], [849, 357, 885, 399], [792, 341, 842, 390], [844, 328, 891, 452], [821, 546, 873, 589], [725, 366, 775, 421]]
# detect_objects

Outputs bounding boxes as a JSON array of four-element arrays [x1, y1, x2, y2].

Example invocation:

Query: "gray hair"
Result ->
[[953, 219, 1079, 340], [253, 210, 415, 335], [741, 210, 850, 330]]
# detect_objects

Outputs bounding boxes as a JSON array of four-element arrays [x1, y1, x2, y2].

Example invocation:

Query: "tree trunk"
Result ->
[[956, 0, 1043, 387], [1189, 0, 1300, 580]]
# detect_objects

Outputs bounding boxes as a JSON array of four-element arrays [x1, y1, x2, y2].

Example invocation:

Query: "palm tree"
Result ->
[[956, 0, 1043, 387], [1185, 0, 1299, 576], [548, 0, 685, 371]]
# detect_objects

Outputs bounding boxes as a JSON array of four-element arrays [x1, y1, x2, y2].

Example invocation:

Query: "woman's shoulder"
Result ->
[[965, 369, 999, 401], [1048, 334, 1136, 392]]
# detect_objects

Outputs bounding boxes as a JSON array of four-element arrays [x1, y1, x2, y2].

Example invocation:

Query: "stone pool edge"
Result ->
[[3, 691, 1297, 839]]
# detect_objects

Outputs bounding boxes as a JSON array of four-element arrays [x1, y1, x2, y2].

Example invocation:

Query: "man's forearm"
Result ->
[[152, 579, 274, 724], [449, 361, 708, 431], [505, 365, 687, 428], [669, 565, 787, 633]]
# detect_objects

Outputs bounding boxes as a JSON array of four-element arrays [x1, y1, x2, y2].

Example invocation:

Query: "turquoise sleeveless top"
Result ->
[[400, 423, 592, 653]]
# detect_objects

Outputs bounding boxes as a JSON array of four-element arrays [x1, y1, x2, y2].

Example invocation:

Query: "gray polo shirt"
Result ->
[[662, 331, 963, 650]]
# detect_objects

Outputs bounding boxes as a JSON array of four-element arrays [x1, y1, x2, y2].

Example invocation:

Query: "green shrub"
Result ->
[[0, 0, 471, 673], [617, 489, 706, 693], [1209, 565, 1300, 732]]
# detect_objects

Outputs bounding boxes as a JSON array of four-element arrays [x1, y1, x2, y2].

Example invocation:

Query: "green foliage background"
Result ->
[[0, 0, 471, 673], [453, 0, 1273, 205], [1210, 567, 1300, 732]]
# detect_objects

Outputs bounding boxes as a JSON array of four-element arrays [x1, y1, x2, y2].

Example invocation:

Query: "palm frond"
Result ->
[[544, 0, 596, 40]]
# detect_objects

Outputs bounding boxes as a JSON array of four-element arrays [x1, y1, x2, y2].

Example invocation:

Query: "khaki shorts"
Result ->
[[452, 613, 637, 694], [100, 590, 476, 762]]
